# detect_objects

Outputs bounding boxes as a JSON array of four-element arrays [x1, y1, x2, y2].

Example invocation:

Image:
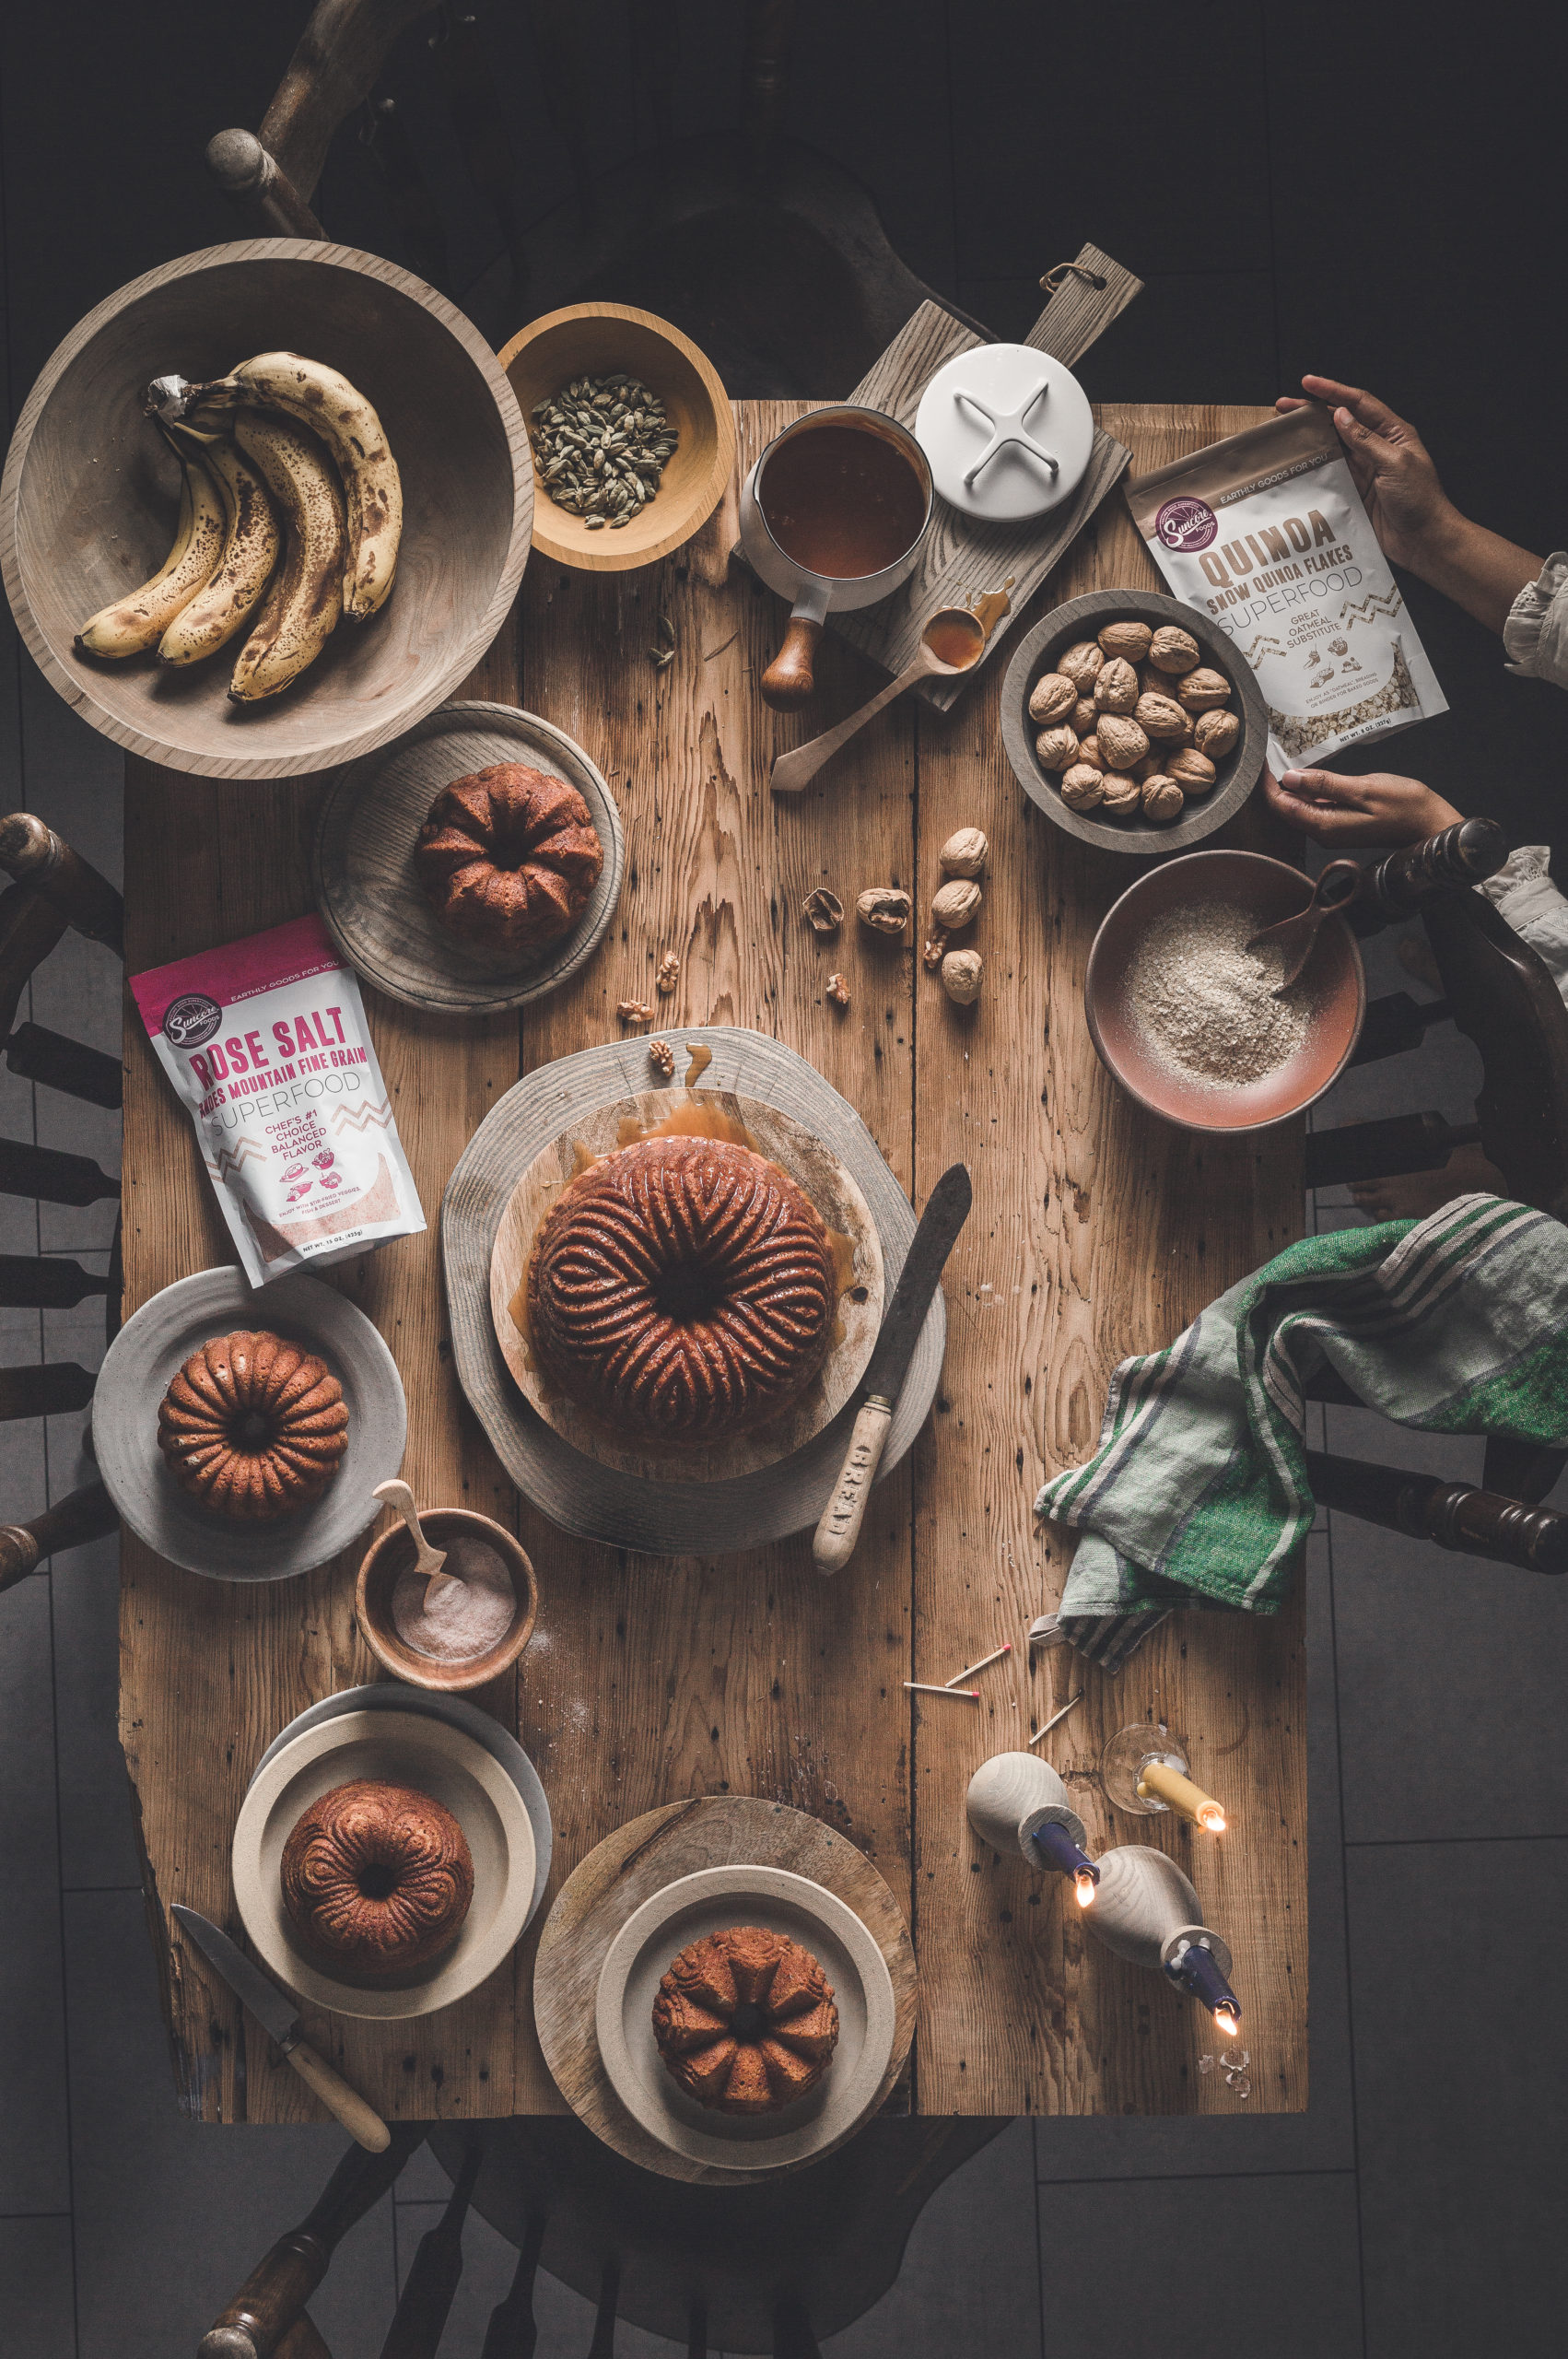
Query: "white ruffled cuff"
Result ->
[[1504, 553, 1568, 687], [1477, 846, 1568, 1000]]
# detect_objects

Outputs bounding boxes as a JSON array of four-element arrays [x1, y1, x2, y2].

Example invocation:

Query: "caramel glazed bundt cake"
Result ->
[[525, 1135, 839, 1443], [157, 1330, 349, 1519], [414, 762, 604, 961], [281, 1779, 474, 1980], [653, 1925, 840, 2114]]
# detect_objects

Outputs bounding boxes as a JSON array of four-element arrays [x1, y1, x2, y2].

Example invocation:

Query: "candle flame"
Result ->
[[1199, 1804, 1226, 1834], [1074, 1869, 1096, 1907], [1214, 2007, 1238, 2037]]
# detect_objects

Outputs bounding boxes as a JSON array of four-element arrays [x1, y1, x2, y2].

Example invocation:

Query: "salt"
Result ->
[[392, 1533, 517, 1662], [1126, 901, 1317, 1088]]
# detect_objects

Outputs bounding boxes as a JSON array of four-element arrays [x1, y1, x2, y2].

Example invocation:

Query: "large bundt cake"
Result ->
[[652, 1925, 840, 2114], [280, 1778, 474, 1980], [524, 1135, 838, 1442], [157, 1330, 349, 1520], [413, 763, 603, 960]]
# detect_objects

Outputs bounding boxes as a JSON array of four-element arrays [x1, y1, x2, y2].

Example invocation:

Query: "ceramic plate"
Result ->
[[233, 1707, 535, 2020], [92, 1266, 406, 1582], [593, 1864, 896, 2173], [252, 1682, 552, 1930], [311, 700, 626, 1014]]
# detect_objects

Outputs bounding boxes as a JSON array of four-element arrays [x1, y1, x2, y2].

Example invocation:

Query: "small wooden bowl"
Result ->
[[356, 1508, 538, 1694], [498, 302, 733, 571], [0, 239, 532, 780]]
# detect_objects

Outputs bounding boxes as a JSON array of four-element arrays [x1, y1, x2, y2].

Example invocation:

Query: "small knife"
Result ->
[[171, 1903, 391, 2152], [813, 1162, 972, 1575]]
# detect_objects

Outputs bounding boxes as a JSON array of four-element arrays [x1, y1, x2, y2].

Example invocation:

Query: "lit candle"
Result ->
[[1164, 1933, 1241, 2029], [1029, 1819, 1101, 1901], [1136, 1757, 1227, 1832]]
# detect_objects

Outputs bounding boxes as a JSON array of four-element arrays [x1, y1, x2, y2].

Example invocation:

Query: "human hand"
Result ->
[[1263, 766, 1464, 848], [1275, 377, 1456, 569]]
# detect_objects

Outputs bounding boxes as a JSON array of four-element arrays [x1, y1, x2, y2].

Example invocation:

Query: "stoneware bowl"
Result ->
[[0, 239, 532, 780], [498, 301, 733, 572], [1084, 848, 1366, 1132], [1000, 586, 1269, 854], [356, 1507, 538, 1694]]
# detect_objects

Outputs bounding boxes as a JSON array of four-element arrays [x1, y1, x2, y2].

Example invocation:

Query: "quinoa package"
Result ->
[[1128, 404, 1446, 773], [131, 913, 425, 1289]]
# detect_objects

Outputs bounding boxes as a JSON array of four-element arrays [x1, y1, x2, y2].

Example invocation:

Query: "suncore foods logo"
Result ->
[[1155, 495, 1218, 552], [161, 991, 222, 1049]]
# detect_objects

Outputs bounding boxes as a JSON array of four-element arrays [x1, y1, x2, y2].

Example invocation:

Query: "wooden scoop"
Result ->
[[769, 606, 986, 794], [1246, 859, 1362, 993], [372, 1479, 456, 1604]]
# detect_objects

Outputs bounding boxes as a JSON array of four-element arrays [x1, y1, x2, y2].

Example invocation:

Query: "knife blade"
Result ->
[[171, 1904, 390, 2151], [813, 1161, 972, 1575]]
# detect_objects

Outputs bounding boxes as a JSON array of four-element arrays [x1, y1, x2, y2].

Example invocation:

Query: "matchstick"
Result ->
[[904, 1681, 980, 1702], [944, 1642, 1012, 1687], [1027, 1687, 1084, 1747]]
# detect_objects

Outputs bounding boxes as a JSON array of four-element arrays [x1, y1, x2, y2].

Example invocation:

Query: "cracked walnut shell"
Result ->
[[857, 886, 911, 937], [1027, 671, 1078, 724], [802, 887, 844, 933], [1094, 658, 1139, 714]]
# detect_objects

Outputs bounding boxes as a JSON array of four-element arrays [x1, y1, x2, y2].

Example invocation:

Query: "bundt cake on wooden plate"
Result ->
[[414, 762, 603, 961]]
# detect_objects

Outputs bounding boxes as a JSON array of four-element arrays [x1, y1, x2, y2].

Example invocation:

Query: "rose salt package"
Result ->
[[1128, 404, 1446, 772], [131, 913, 425, 1288]]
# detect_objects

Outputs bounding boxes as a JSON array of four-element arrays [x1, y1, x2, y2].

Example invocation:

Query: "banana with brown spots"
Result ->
[[157, 428, 281, 666], [76, 435, 227, 657], [227, 412, 345, 702]]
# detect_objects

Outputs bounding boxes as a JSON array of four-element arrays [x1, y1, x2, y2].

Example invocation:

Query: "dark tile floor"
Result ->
[[3, 5, 1565, 2353]]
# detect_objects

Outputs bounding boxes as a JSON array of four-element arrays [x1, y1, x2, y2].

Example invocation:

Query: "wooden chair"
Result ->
[[204, 0, 989, 391], [198, 2113, 1001, 2357], [1298, 816, 1568, 1572], [0, 813, 124, 1595]]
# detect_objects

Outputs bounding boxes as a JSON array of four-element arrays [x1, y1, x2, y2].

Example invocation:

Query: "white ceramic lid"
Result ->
[[915, 343, 1094, 523]]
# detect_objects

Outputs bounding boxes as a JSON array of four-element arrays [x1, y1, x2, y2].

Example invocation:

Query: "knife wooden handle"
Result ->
[[285, 2038, 390, 2152], [813, 1397, 892, 1574]]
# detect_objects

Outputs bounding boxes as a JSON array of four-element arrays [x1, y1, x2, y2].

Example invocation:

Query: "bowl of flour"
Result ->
[[1085, 851, 1365, 1131]]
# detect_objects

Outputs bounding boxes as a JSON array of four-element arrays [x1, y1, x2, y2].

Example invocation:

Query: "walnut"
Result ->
[[940, 948, 982, 1004], [1141, 774, 1185, 823], [939, 827, 989, 878], [1095, 713, 1150, 771], [802, 886, 844, 933], [857, 886, 911, 937], [1072, 697, 1098, 737], [1133, 690, 1189, 742], [1059, 763, 1105, 811], [1027, 671, 1078, 724], [1194, 708, 1241, 758], [1076, 734, 1103, 770], [648, 1037, 675, 1076], [1148, 625, 1201, 675], [1035, 723, 1080, 773], [1176, 666, 1232, 712], [1132, 751, 1164, 782], [825, 971, 851, 1007], [1057, 640, 1104, 690], [1166, 747, 1218, 790], [922, 930, 949, 970], [1100, 774, 1141, 816], [1098, 619, 1153, 663], [616, 998, 656, 1023], [930, 877, 981, 932], [1094, 657, 1139, 714], [655, 951, 680, 995]]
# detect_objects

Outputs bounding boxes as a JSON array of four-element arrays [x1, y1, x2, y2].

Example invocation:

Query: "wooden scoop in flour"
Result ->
[[769, 605, 986, 794], [1246, 859, 1362, 993], [373, 1479, 457, 1604]]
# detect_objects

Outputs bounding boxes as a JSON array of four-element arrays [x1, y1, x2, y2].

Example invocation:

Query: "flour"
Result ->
[[392, 1534, 517, 1662], [1126, 902, 1316, 1088]]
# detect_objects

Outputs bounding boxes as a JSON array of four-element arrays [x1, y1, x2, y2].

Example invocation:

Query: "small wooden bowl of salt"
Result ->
[[356, 1481, 537, 1693]]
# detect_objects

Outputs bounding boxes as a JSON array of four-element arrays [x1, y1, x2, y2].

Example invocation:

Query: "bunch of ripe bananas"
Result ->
[[76, 352, 403, 702]]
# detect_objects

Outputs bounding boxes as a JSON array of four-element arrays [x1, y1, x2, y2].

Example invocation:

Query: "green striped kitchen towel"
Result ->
[[1033, 1194, 1568, 1671]]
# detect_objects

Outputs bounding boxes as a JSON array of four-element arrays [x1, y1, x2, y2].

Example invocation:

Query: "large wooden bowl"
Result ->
[[0, 240, 532, 780], [498, 302, 733, 572]]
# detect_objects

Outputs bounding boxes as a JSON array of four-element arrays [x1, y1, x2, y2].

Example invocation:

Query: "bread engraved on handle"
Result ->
[[813, 1395, 894, 1575], [283, 2036, 391, 2152]]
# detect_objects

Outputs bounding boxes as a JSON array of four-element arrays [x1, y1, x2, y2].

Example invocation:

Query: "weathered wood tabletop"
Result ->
[[121, 400, 1306, 2128]]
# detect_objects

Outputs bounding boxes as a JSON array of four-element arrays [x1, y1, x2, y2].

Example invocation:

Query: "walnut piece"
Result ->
[[1094, 657, 1140, 714], [825, 971, 851, 1007], [857, 886, 912, 938], [1027, 671, 1078, 724], [802, 886, 844, 933], [939, 827, 989, 878], [940, 948, 982, 1004], [922, 930, 949, 970], [1148, 625, 1201, 675], [930, 877, 981, 932], [648, 1038, 676, 1076], [655, 951, 680, 995], [616, 998, 656, 1023], [1098, 619, 1153, 663]]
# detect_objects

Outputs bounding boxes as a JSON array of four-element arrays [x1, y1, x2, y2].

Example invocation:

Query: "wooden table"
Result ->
[[121, 401, 1306, 2129]]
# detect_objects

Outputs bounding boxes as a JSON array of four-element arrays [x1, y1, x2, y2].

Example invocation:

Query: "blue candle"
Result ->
[[1029, 1820, 1101, 1904], [1165, 1933, 1241, 2031]]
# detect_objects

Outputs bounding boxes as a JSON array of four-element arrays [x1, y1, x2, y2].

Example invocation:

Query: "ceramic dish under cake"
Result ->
[[92, 1266, 406, 1581], [487, 1088, 885, 1483], [440, 1028, 945, 1555], [232, 1706, 535, 2019], [311, 701, 625, 1015], [594, 1866, 896, 2172]]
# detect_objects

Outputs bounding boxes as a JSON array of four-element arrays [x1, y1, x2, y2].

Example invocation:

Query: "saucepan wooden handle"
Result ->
[[813, 1397, 893, 1574], [761, 615, 823, 710], [286, 2038, 391, 2153]]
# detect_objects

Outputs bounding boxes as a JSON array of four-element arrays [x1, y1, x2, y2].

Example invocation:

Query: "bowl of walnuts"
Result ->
[[1000, 588, 1268, 854]]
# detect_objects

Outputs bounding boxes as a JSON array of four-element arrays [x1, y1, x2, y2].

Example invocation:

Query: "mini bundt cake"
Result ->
[[414, 763, 603, 960], [157, 1330, 349, 1520], [652, 1925, 840, 2114], [280, 1778, 474, 1980], [525, 1135, 838, 1442]]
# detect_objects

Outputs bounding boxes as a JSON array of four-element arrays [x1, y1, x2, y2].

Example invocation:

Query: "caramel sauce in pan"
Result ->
[[760, 422, 928, 580]]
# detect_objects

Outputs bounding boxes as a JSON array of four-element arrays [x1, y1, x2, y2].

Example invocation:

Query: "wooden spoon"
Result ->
[[1246, 858, 1362, 993], [373, 1479, 456, 1605], [769, 605, 986, 794]]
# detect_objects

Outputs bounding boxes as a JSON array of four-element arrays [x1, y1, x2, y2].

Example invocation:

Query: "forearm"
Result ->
[[1402, 505, 1543, 637]]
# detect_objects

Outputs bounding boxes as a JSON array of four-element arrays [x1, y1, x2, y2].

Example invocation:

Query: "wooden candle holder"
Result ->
[[965, 1751, 1097, 1888], [1087, 1845, 1240, 2026]]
